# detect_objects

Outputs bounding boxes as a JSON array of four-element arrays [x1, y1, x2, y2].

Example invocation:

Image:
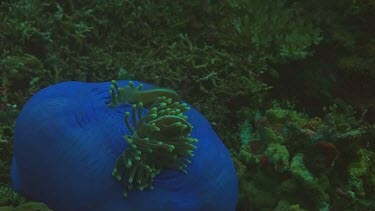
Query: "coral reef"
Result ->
[[236, 105, 375, 210], [0, 0, 374, 210]]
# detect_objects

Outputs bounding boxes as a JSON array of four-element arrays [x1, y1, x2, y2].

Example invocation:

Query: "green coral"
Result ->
[[109, 81, 197, 197], [274, 200, 307, 211], [257, 127, 284, 144], [0, 186, 26, 207], [347, 149, 375, 197], [265, 109, 305, 125], [236, 105, 375, 210], [0, 186, 52, 211], [265, 143, 289, 173], [0, 202, 52, 211], [238, 148, 259, 166], [0, 105, 18, 186], [290, 153, 315, 186], [349, 149, 374, 178], [227, 0, 322, 63]]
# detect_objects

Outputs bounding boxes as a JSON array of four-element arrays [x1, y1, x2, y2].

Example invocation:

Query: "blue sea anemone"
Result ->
[[10, 80, 238, 211]]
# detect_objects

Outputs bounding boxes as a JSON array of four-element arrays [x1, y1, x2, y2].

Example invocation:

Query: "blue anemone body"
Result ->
[[11, 80, 238, 211]]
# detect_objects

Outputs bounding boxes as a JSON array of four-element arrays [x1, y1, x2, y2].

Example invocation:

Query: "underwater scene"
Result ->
[[0, 0, 374, 211]]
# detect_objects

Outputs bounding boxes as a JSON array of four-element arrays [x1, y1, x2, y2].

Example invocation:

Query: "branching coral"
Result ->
[[236, 105, 375, 210]]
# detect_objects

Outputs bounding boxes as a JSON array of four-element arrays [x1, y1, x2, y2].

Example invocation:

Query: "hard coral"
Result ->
[[10, 80, 237, 211]]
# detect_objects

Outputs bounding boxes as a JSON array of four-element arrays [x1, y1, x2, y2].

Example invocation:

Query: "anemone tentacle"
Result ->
[[110, 81, 197, 197]]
